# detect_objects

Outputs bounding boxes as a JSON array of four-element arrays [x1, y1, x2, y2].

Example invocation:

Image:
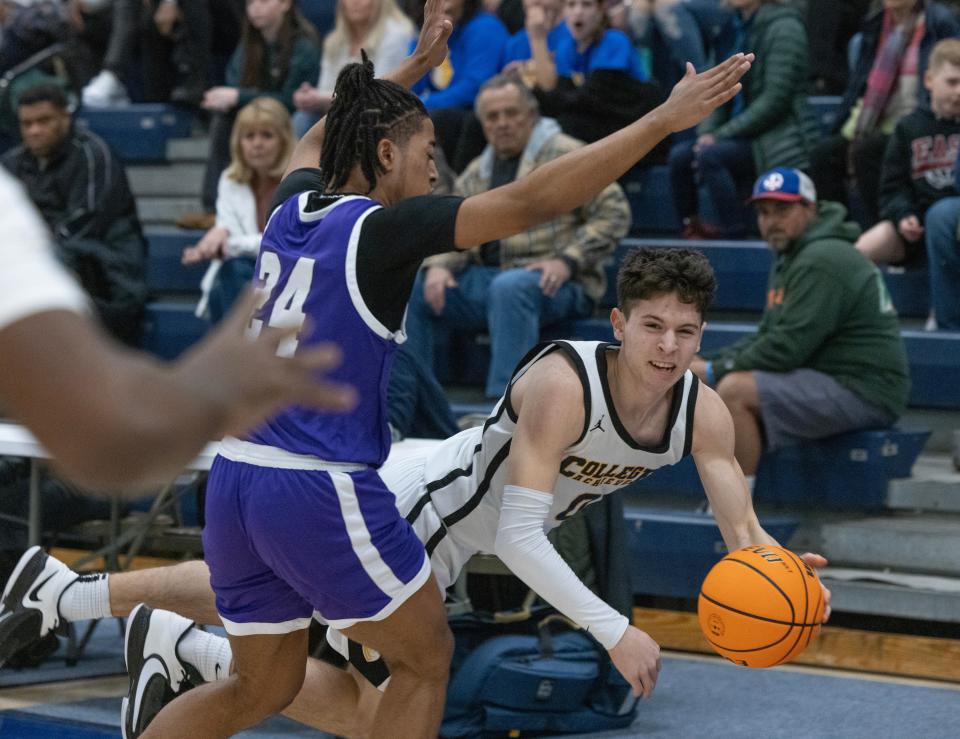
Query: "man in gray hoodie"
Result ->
[[404, 73, 631, 398]]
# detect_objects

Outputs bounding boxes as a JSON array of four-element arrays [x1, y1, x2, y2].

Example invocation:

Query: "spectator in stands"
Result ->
[[856, 38, 960, 265], [623, 0, 729, 74], [925, 146, 960, 330], [186, 0, 319, 229], [412, 0, 509, 171], [691, 167, 910, 483], [73, 0, 137, 107], [292, 0, 415, 137], [140, 0, 242, 107], [525, 0, 662, 145], [804, 0, 871, 94], [668, 0, 816, 239], [404, 74, 630, 398], [807, 0, 960, 226], [2, 83, 147, 345], [77, 1, 244, 108], [182, 98, 294, 323], [0, 0, 71, 75], [500, 0, 569, 72]]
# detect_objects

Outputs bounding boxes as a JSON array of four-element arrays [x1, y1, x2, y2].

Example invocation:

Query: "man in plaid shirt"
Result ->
[[406, 74, 631, 398]]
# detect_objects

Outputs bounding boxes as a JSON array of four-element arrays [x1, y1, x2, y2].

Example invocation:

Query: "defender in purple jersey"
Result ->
[[139, 0, 755, 732]]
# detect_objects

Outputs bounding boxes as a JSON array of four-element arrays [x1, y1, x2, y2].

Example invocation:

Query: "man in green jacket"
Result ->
[[691, 167, 910, 483], [669, 0, 818, 238]]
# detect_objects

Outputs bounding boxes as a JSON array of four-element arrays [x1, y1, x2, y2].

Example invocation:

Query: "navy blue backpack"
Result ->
[[441, 611, 640, 738]]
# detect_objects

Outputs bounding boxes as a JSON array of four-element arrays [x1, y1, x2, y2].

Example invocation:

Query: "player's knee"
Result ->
[[395, 621, 454, 684], [716, 371, 756, 408], [230, 665, 306, 719]]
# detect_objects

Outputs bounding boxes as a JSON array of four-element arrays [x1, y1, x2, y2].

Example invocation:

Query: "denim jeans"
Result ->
[[653, 0, 730, 71], [207, 257, 255, 324], [668, 136, 755, 236], [925, 196, 960, 330], [405, 266, 594, 398]]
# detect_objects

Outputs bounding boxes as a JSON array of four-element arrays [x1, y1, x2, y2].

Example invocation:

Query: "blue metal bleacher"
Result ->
[[76, 104, 193, 162], [551, 319, 960, 410], [138, 301, 208, 360], [146, 228, 206, 295], [627, 427, 930, 511], [807, 95, 843, 137], [610, 238, 930, 318], [624, 507, 800, 598]]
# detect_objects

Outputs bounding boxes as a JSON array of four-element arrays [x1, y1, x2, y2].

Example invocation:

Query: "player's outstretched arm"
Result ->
[[453, 54, 754, 249], [692, 387, 832, 619], [0, 292, 356, 493], [493, 357, 660, 698], [284, 0, 452, 177], [691, 388, 776, 549]]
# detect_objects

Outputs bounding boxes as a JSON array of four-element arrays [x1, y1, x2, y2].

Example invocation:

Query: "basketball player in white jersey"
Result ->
[[0, 168, 355, 493], [1, 248, 830, 737]]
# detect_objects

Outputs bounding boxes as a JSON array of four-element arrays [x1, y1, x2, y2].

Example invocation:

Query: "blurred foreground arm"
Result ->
[[0, 291, 355, 493]]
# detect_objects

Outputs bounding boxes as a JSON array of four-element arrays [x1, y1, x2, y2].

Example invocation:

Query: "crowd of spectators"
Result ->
[[1, 0, 959, 450]]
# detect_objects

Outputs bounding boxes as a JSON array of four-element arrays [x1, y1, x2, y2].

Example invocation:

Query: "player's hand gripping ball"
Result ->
[[697, 545, 825, 668]]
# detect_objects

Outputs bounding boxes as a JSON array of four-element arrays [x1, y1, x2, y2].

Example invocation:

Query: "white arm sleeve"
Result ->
[[494, 484, 629, 650], [0, 172, 88, 332]]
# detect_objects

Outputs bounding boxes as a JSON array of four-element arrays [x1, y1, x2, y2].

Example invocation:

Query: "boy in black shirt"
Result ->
[[856, 38, 960, 264]]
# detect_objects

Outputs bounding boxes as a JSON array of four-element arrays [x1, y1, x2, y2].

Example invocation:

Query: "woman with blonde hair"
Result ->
[[183, 97, 295, 321], [292, 0, 415, 136]]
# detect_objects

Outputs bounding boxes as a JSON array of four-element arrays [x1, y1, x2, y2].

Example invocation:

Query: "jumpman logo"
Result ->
[[590, 415, 606, 433]]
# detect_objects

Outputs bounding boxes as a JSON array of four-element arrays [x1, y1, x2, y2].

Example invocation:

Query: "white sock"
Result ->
[[177, 628, 232, 683], [58, 572, 111, 621], [745, 475, 756, 496]]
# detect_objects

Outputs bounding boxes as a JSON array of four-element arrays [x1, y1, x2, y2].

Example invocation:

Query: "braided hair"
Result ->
[[320, 51, 428, 194]]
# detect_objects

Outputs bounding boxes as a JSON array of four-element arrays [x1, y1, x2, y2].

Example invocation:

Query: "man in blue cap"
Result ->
[[691, 166, 910, 491]]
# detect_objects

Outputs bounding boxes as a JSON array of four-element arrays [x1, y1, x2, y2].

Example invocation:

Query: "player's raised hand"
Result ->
[[414, 0, 453, 69], [174, 289, 357, 438], [608, 625, 662, 699], [661, 53, 754, 133]]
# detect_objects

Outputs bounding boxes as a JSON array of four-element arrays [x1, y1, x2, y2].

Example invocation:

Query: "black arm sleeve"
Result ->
[[271, 167, 326, 211], [356, 195, 464, 332]]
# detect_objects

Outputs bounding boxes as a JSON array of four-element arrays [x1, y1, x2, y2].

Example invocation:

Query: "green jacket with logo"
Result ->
[[705, 201, 910, 418], [698, 2, 819, 172]]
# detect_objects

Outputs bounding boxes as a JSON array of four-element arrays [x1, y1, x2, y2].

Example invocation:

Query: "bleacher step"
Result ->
[[820, 568, 960, 623], [128, 163, 205, 197], [166, 136, 210, 163], [818, 515, 960, 576], [887, 456, 960, 512], [137, 196, 205, 226]]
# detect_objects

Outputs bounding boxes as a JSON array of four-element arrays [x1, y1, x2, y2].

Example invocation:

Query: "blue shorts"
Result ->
[[203, 440, 431, 636]]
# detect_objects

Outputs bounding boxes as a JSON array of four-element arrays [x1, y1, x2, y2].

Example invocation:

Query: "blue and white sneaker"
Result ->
[[0, 546, 77, 667], [121, 604, 202, 739]]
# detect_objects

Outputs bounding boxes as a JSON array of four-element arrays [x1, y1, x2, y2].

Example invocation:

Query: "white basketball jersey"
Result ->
[[417, 340, 700, 558]]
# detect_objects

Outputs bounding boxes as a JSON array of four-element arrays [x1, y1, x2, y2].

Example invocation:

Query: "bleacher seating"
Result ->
[[138, 301, 208, 360], [807, 95, 844, 137], [553, 318, 960, 410], [610, 238, 931, 318], [627, 427, 930, 511], [624, 507, 799, 598], [77, 104, 193, 162], [146, 227, 206, 296]]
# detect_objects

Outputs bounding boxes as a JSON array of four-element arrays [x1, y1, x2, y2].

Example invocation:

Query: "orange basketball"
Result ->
[[697, 545, 825, 668]]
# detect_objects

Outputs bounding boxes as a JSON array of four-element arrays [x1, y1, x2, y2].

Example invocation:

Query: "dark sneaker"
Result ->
[[122, 604, 201, 739], [0, 546, 77, 667]]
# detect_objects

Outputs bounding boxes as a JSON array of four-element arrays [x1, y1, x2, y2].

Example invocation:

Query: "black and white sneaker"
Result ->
[[121, 604, 202, 739], [0, 546, 77, 667]]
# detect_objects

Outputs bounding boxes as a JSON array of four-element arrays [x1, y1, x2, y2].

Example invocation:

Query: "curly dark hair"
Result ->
[[616, 247, 716, 319], [320, 51, 428, 194]]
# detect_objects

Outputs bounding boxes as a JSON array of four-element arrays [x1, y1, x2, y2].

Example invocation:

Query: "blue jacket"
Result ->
[[413, 12, 509, 109]]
